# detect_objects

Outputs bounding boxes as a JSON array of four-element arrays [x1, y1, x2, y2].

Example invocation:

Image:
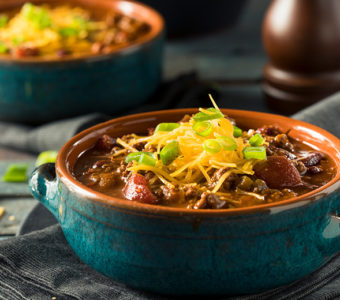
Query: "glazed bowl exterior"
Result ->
[[0, 0, 164, 124], [29, 109, 340, 295]]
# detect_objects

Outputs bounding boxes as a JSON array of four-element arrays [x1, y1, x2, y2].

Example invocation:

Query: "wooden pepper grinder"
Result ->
[[262, 0, 340, 114]]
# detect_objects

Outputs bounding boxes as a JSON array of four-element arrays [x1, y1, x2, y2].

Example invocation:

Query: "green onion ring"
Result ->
[[155, 123, 180, 133], [233, 126, 243, 137], [203, 139, 221, 153], [138, 153, 156, 167], [126, 152, 154, 164], [249, 133, 264, 147], [160, 141, 180, 165], [193, 107, 224, 122], [192, 121, 212, 137], [216, 136, 237, 151], [242, 146, 267, 160]]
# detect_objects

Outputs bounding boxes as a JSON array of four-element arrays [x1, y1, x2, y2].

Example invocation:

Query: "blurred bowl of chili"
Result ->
[[0, 0, 164, 124]]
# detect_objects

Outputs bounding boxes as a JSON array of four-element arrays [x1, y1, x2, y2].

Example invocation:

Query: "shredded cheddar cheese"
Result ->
[[121, 96, 262, 194]]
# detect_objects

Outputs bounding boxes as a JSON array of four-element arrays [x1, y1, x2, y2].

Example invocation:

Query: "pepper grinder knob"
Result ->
[[262, 0, 340, 113]]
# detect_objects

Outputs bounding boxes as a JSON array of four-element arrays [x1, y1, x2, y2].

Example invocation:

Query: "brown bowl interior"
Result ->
[[56, 109, 340, 216], [0, 0, 164, 63]]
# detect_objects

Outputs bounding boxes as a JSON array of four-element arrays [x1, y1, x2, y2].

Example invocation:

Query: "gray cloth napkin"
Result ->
[[293, 92, 340, 138], [0, 91, 339, 299], [0, 113, 110, 154]]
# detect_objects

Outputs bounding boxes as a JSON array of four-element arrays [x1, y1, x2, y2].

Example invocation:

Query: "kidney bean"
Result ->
[[94, 135, 117, 152], [300, 152, 325, 167], [308, 166, 323, 174]]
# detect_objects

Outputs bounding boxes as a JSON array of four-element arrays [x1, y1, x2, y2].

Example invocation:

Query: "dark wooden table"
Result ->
[[0, 0, 272, 239]]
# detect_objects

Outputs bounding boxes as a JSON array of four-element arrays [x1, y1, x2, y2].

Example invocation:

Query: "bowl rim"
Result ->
[[0, 0, 164, 65], [56, 108, 340, 216]]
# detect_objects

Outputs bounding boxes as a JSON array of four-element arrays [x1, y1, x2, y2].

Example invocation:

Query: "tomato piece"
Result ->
[[123, 174, 158, 204], [254, 156, 302, 189]]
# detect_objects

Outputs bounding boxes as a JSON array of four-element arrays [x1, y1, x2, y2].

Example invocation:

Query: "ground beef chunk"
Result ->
[[98, 173, 117, 188], [132, 141, 146, 151], [266, 145, 296, 160], [144, 171, 154, 182], [87, 172, 117, 188], [274, 134, 295, 152], [145, 144, 157, 152], [209, 168, 239, 190], [95, 135, 117, 151], [84, 160, 114, 175], [210, 167, 229, 187], [294, 161, 308, 176], [159, 185, 184, 203], [183, 185, 201, 200], [262, 188, 296, 202], [237, 176, 254, 191], [115, 161, 132, 181], [206, 193, 229, 209], [253, 179, 268, 193], [193, 192, 228, 209], [257, 125, 282, 136]]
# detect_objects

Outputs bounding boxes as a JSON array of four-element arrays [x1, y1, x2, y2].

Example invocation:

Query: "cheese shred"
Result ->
[[125, 96, 261, 196]]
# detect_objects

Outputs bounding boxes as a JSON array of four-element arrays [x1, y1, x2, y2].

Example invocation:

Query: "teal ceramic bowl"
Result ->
[[0, 0, 164, 124], [29, 109, 340, 295]]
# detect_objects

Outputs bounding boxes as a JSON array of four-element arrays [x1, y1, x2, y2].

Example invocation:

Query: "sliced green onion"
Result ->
[[126, 152, 153, 163], [2, 163, 28, 182], [249, 133, 264, 147], [22, 3, 51, 29], [160, 141, 180, 165], [192, 121, 212, 137], [138, 153, 156, 167], [233, 126, 243, 137], [193, 107, 224, 122], [216, 136, 237, 151], [22, 3, 35, 17], [243, 146, 267, 160], [12, 36, 25, 46], [0, 15, 8, 28], [59, 27, 79, 37], [155, 123, 180, 133], [35, 150, 58, 167], [0, 42, 8, 54], [203, 139, 221, 153], [73, 16, 88, 30]]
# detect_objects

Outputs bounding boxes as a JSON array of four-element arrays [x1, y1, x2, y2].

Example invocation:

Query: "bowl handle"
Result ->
[[29, 163, 60, 221]]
